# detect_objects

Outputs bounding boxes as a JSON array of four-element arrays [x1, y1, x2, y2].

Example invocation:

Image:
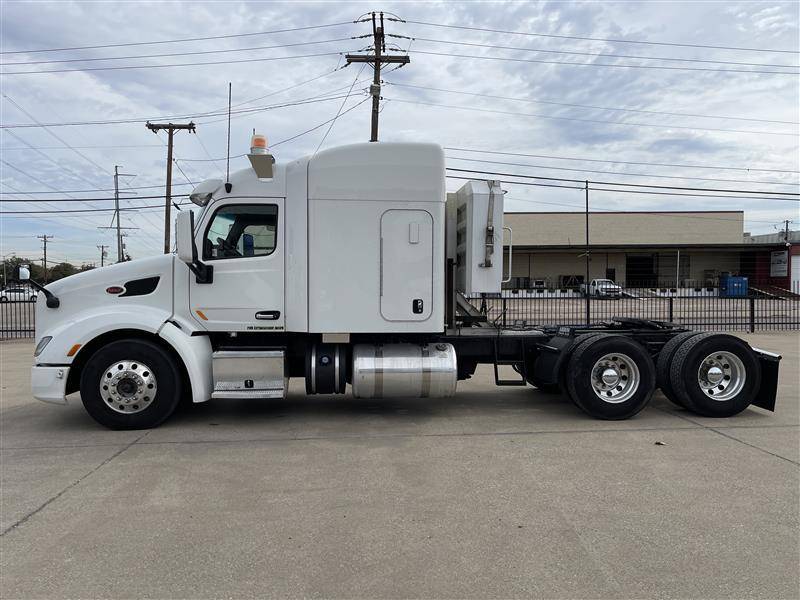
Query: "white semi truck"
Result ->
[[21, 141, 780, 429]]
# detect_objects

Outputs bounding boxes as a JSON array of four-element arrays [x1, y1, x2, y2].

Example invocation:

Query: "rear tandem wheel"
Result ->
[[668, 333, 760, 418], [565, 335, 656, 420]]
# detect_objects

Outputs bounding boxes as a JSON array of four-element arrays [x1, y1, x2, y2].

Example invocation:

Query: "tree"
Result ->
[[49, 262, 78, 281]]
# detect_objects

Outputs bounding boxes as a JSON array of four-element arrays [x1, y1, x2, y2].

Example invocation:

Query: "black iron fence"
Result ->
[[467, 289, 800, 332], [2, 290, 799, 341], [0, 299, 36, 340]]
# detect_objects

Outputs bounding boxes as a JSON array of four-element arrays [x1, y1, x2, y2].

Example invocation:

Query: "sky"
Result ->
[[1, 0, 798, 266]]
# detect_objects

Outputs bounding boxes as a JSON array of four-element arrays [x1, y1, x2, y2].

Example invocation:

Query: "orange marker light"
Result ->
[[67, 344, 82, 357], [250, 133, 268, 155], [195, 310, 208, 321]]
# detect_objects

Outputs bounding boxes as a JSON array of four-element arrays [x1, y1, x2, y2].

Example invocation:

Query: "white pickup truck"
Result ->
[[581, 279, 623, 298]]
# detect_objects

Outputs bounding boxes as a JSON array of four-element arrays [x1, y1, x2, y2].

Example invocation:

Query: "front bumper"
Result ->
[[31, 365, 70, 405]]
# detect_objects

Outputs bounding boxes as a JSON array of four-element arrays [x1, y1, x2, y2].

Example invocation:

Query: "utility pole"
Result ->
[[782, 219, 793, 245], [97, 245, 108, 267], [114, 166, 122, 262], [37, 234, 53, 283], [346, 12, 409, 142], [584, 181, 590, 326], [146, 121, 196, 253], [99, 167, 137, 263]]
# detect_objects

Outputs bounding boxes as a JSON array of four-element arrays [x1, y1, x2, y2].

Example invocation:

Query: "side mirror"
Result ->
[[14, 265, 31, 281], [176, 210, 196, 264], [175, 210, 213, 284]]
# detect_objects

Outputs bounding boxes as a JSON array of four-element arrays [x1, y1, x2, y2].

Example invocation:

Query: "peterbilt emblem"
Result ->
[[106, 286, 125, 295]]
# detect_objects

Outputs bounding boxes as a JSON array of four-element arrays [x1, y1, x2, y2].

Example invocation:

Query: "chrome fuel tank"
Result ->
[[351, 343, 457, 398]]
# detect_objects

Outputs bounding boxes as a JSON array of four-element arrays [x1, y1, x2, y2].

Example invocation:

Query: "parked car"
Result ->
[[581, 278, 623, 298], [0, 286, 37, 302]]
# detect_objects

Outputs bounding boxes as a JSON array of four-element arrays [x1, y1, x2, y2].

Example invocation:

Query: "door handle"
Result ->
[[255, 310, 281, 320]]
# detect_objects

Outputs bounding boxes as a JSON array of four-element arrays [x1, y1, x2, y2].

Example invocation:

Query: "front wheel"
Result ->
[[669, 333, 760, 418], [29, 296, 37, 303], [79, 339, 182, 429], [566, 335, 656, 420]]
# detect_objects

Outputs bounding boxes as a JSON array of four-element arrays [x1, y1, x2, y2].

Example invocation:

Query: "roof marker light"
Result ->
[[250, 133, 268, 155]]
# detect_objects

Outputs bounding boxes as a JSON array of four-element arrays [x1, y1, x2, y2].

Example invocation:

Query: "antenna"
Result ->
[[225, 82, 232, 193]]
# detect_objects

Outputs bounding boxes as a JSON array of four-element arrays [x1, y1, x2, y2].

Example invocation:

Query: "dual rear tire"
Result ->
[[659, 332, 760, 417], [565, 335, 656, 420], [558, 331, 759, 420]]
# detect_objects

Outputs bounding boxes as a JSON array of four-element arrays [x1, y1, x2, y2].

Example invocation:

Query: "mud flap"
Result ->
[[750, 347, 781, 412], [531, 336, 574, 386]]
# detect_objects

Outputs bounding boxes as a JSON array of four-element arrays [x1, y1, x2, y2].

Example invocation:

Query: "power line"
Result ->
[[445, 167, 800, 196], [399, 35, 800, 69], [446, 173, 799, 203], [444, 147, 800, 175], [385, 82, 798, 125], [1, 202, 192, 215], [216, 65, 347, 113], [445, 169, 800, 201], [385, 97, 796, 137], [0, 92, 359, 128], [2, 37, 357, 66], [0, 21, 355, 55], [314, 64, 366, 154], [1, 144, 163, 150], [397, 19, 800, 55], [445, 155, 799, 187], [0, 50, 348, 76], [503, 195, 785, 224], [175, 96, 372, 161], [0, 194, 188, 202], [0, 183, 193, 194], [409, 49, 798, 76]]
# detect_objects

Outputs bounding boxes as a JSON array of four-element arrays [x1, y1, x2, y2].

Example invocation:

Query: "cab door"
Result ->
[[190, 199, 284, 332]]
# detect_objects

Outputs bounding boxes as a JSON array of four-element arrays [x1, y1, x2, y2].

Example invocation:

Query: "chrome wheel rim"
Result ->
[[697, 351, 745, 401], [591, 353, 640, 403], [99, 360, 157, 414]]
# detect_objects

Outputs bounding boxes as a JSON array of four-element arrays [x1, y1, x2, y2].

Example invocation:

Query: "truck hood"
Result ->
[[36, 254, 175, 338], [44, 254, 174, 296]]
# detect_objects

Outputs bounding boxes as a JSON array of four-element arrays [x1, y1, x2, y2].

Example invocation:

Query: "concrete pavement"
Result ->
[[1, 333, 798, 599]]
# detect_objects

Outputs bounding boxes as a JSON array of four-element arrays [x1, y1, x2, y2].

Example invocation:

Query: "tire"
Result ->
[[566, 335, 656, 420], [0, 296, 7, 303], [526, 333, 606, 395], [669, 333, 760, 418], [529, 378, 561, 394], [79, 338, 182, 430], [29, 296, 37, 303], [656, 331, 702, 408]]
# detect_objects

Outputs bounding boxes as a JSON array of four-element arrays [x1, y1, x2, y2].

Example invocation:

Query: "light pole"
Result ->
[[2, 252, 16, 288]]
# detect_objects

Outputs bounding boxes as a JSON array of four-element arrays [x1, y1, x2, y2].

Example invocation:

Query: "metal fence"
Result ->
[[467, 290, 800, 332], [0, 300, 36, 340], [2, 292, 799, 341]]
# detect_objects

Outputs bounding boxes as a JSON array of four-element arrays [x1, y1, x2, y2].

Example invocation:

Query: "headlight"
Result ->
[[34, 336, 52, 357]]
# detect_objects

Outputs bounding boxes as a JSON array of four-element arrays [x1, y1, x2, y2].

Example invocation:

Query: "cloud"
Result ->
[[1, 0, 798, 262]]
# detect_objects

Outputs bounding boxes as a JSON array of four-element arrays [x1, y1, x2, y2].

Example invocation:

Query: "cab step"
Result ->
[[211, 349, 286, 399]]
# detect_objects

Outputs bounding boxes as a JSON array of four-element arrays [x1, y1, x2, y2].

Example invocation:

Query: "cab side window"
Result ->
[[203, 204, 278, 260]]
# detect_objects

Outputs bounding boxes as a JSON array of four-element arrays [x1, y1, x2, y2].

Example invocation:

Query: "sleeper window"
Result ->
[[204, 204, 278, 260]]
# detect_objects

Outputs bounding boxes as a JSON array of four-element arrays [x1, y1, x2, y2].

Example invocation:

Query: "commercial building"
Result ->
[[503, 211, 798, 293]]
